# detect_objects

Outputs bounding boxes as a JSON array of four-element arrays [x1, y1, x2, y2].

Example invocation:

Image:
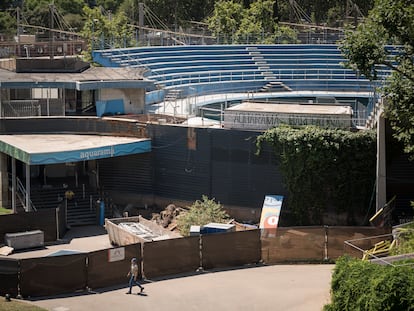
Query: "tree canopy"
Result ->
[[207, 0, 299, 44], [0, 0, 377, 37], [340, 0, 414, 156], [81, 6, 134, 58]]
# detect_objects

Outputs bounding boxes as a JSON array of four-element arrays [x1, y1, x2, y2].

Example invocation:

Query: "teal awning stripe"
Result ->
[[0, 140, 30, 163], [0, 139, 151, 165]]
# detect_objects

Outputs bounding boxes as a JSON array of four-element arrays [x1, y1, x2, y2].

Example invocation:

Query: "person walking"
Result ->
[[127, 257, 144, 294]]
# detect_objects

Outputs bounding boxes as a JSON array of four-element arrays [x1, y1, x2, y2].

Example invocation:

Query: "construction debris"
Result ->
[[151, 204, 186, 230]]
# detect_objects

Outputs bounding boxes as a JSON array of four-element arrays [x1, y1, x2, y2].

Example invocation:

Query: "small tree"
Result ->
[[176, 195, 230, 236]]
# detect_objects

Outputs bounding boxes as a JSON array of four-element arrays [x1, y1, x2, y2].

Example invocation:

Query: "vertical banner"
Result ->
[[259, 195, 283, 236]]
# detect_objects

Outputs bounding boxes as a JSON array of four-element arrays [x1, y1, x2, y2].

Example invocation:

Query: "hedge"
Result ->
[[324, 256, 414, 311]]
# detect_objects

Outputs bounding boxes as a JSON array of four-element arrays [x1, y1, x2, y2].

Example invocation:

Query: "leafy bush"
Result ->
[[391, 222, 414, 256], [256, 125, 376, 225], [324, 256, 414, 311], [176, 195, 230, 236]]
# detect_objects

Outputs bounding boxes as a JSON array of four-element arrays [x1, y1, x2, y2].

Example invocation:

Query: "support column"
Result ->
[[0, 153, 9, 209], [25, 163, 31, 211], [11, 158, 16, 213], [376, 110, 387, 212]]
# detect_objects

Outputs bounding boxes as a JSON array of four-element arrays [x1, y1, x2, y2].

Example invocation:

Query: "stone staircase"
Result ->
[[164, 89, 182, 102], [65, 189, 101, 227], [246, 46, 276, 81], [246, 46, 293, 93], [260, 81, 293, 92]]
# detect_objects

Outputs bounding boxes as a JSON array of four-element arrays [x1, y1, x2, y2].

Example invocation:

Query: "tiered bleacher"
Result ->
[[92, 44, 387, 102]]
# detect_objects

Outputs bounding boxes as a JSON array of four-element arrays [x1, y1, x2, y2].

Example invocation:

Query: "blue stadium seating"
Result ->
[[92, 44, 388, 101]]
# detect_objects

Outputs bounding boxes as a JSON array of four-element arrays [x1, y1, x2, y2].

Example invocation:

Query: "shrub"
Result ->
[[324, 256, 414, 311], [176, 195, 230, 236], [256, 125, 376, 225]]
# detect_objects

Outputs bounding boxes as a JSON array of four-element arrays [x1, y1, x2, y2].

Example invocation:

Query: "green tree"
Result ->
[[273, 24, 298, 44], [55, 0, 85, 15], [340, 0, 414, 156], [96, 0, 124, 13], [206, 0, 244, 42], [0, 0, 16, 11], [0, 10, 16, 37], [22, 0, 51, 31], [176, 195, 230, 236], [20, 0, 84, 33], [81, 6, 134, 59], [236, 0, 276, 43], [118, 0, 140, 24], [120, 0, 214, 29]]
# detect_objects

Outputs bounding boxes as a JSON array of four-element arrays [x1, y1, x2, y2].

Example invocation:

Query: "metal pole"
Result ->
[[138, 3, 144, 46], [25, 163, 30, 211], [49, 4, 54, 60], [56, 207, 60, 240], [376, 100, 387, 212], [11, 158, 16, 213]]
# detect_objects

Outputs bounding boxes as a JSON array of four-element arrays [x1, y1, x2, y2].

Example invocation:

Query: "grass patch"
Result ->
[[0, 207, 13, 215], [0, 298, 47, 311]]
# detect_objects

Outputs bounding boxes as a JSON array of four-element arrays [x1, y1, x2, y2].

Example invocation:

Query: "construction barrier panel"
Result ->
[[201, 229, 261, 269], [19, 253, 87, 297], [0, 258, 19, 297], [261, 226, 392, 263], [0, 209, 58, 242], [143, 236, 200, 279], [261, 227, 326, 264], [0, 226, 394, 298], [87, 243, 141, 290], [328, 226, 392, 259]]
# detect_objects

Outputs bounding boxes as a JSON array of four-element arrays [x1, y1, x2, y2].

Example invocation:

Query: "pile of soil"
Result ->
[[112, 203, 186, 233], [150, 204, 186, 232], [112, 203, 257, 233]]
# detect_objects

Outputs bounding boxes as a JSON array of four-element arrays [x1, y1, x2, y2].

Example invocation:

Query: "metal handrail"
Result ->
[[15, 176, 37, 211], [1, 100, 41, 118]]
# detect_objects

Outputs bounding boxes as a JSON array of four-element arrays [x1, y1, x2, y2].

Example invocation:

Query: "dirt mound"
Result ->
[[151, 204, 186, 231]]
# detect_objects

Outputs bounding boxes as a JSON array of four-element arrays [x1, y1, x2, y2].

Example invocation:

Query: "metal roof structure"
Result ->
[[0, 66, 154, 90], [0, 134, 151, 165]]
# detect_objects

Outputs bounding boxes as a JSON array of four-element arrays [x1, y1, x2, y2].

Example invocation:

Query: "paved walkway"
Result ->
[[6, 226, 333, 310], [27, 264, 333, 311]]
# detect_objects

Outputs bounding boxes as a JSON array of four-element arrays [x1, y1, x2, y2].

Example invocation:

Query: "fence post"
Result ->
[[56, 207, 59, 240], [197, 235, 203, 272], [324, 225, 329, 261]]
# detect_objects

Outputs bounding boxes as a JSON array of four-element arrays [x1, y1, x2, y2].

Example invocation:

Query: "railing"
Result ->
[[15, 176, 37, 212], [95, 28, 345, 48], [155, 70, 266, 87], [1, 100, 41, 118]]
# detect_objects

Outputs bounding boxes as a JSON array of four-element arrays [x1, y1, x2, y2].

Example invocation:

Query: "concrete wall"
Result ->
[[99, 88, 145, 114]]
